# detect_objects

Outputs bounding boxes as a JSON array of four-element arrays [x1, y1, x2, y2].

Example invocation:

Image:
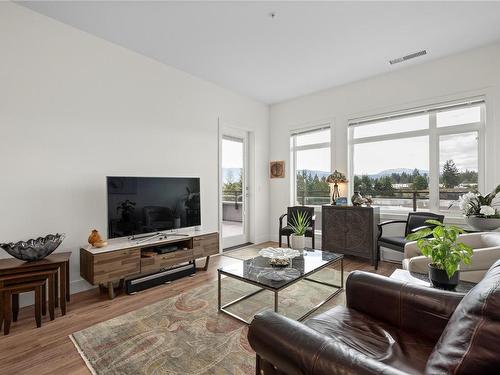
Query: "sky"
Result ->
[[354, 136, 429, 175], [439, 132, 478, 172], [222, 138, 243, 169], [352, 107, 479, 175], [296, 147, 331, 172], [353, 132, 478, 175]]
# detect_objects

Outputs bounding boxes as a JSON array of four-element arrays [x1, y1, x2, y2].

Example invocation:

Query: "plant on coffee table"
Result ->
[[406, 220, 473, 289], [289, 211, 311, 250]]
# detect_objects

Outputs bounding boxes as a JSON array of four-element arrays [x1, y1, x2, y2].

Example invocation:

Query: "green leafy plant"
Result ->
[[406, 220, 473, 278], [289, 211, 311, 236]]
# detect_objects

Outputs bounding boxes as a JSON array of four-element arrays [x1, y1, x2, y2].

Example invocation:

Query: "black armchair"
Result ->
[[376, 211, 444, 269], [279, 206, 316, 249]]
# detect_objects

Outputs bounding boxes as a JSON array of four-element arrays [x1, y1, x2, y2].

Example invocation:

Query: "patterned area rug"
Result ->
[[71, 267, 345, 375]]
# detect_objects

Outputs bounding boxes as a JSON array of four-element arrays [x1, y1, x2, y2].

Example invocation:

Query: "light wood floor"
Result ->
[[0, 242, 398, 375]]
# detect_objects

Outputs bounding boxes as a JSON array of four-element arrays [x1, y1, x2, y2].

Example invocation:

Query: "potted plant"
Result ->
[[406, 220, 473, 290], [455, 185, 500, 231], [289, 211, 311, 250]]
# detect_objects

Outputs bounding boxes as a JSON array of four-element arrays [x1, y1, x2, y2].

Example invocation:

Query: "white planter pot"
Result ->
[[465, 216, 500, 231], [174, 218, 181, 229], [290, 234, 305, 250]]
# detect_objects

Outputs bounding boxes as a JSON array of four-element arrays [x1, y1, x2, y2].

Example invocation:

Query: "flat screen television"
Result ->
[[106, 176, 201, 239]]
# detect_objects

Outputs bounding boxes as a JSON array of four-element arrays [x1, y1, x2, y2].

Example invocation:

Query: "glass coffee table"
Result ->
[[218, 249, 343, 324]]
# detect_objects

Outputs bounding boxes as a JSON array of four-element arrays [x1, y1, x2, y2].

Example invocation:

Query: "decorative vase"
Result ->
[[0, 234, 65, 262], [88, 229, 107, 248], [290, 234, 305, 250], [428, 264, 459, 290], [351, 191, 364, 206], [465, 216, 500, 231], [88, 229, 102, 246]]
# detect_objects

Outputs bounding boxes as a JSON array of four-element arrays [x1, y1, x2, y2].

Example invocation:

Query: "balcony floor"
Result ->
[[222, 220, 243, 238]]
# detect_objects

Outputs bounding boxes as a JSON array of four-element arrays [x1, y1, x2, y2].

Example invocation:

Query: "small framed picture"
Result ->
[[270, 161, 285, 178], [335, 197, 348, 206]]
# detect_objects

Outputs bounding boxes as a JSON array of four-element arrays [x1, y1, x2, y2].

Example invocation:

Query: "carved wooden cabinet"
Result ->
[[321, 206, 380, 265]]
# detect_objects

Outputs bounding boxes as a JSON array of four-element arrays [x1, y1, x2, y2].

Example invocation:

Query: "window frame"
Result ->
[[348, 99, 485, 215], [290, 124, 333, 207]]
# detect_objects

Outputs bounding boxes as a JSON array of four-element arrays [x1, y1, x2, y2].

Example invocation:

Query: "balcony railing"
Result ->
[[296, 188, 469, 211], [296, 190, 330, 206], [222, 189, 243, 208]]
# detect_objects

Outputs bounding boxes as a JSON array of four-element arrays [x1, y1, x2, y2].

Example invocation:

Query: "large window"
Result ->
[[349, 100, 484, 213], [291, 126, 331, 206]]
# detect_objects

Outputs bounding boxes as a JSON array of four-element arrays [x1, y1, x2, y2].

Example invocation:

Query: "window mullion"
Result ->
[[293, 142, 331, 151], [352, 129, 429, 145], [429, 112, 439, 212], [291, 135, 297, 205]]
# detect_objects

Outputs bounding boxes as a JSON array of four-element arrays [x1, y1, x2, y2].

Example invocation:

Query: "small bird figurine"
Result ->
[[88, 229, 107, 248]]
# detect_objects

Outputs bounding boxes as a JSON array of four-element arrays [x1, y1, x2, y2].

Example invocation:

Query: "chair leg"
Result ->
[[54, 273, 59, 308], [42, 282, 47, 316], [374, 245, 380, 270], [12, 294, 19, 322], [48, 274, 55, 321], [287, 235, 290, 248], [3, 292, 11, 335], [34, 286, 42, 328], [0, 291, 3, 330], [278, 233, 282, 248], [312, 233, 315, 249]]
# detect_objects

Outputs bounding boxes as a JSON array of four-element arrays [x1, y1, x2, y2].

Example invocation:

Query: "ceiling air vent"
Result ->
[[389, 50, 427, 65]]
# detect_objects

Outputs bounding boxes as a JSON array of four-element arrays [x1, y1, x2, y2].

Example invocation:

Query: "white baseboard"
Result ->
[[254, 233, 271, 245]]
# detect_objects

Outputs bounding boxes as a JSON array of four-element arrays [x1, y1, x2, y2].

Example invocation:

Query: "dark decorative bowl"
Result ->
[[0, 233, 65, 261]]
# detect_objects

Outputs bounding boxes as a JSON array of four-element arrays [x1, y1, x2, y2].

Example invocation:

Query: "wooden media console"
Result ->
[[80, 229, 219, 298]]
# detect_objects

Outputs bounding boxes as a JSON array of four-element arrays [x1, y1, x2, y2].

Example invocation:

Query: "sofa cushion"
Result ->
[[426, 260, 500, 374], [305, 306, 434, 374], [479, 233, 500, 247]]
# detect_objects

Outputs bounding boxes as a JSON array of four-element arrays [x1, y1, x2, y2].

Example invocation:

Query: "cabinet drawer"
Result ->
[[193, 233, 219, 258], [141, 249, 194, 274], [93, 248, 140, 284]]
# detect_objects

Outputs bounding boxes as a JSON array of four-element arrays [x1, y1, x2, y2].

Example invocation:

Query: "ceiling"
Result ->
[[19, 1, 500, 104]]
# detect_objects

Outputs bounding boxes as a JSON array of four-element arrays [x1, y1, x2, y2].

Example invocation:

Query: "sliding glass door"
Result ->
[[220, 130, 249, 249]]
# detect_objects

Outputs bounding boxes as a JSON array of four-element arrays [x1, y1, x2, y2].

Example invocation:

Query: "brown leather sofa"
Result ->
[[247, 260, 500, 375]]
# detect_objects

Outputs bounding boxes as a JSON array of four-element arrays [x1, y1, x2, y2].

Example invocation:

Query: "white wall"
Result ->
[[0, 3, 270, 296], [269, 42, 500, 247]]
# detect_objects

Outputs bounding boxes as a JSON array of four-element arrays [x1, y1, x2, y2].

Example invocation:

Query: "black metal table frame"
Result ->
[[218, 256, 344, 325]]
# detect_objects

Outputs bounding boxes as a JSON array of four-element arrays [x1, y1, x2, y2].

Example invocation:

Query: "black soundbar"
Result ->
[[125, 263, 196, 294]]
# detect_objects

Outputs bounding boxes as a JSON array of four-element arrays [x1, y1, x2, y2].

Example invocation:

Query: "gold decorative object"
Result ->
[[270, 161, 285, 178], [326, 170, 348, 205], [88, 229, 107, 248], [270, 258, 290, 267]]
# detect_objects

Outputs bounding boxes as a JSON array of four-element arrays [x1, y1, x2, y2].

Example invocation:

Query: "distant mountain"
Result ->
[[368, 168, 429, 179]]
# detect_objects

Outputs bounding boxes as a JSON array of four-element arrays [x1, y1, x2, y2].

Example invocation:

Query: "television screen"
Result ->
[[107, 176, 201, 239]]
